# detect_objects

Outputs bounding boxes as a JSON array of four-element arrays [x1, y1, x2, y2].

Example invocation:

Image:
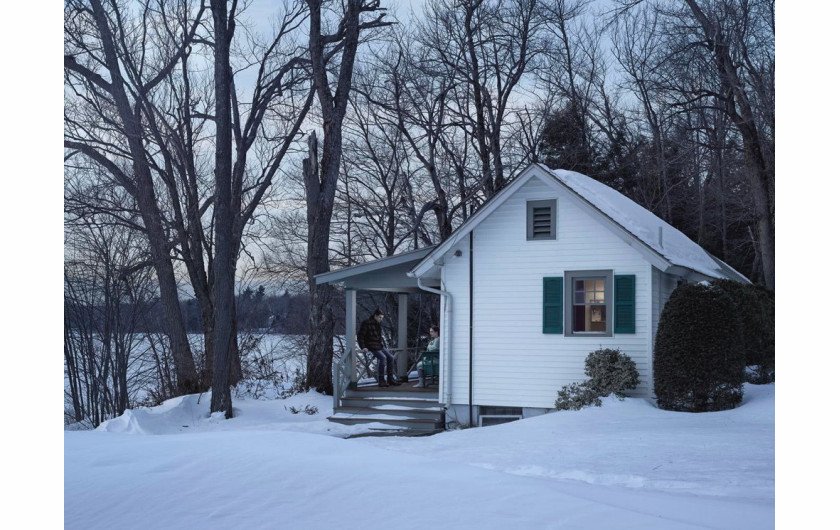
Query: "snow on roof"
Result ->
[[545, 166, 745, 281]]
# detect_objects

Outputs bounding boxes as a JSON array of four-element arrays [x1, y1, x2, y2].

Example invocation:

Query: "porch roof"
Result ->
[[314, 246, 437, 293]]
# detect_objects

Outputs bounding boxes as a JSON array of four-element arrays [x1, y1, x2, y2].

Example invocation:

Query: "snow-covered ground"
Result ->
[[63, 384, 775, 529]]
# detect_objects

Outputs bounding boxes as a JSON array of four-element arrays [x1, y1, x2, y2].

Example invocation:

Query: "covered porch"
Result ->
[[314, 247, 443, 415]]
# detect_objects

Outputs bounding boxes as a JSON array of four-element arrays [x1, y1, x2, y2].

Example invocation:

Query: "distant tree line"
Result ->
[[67, 289, 311, 336]]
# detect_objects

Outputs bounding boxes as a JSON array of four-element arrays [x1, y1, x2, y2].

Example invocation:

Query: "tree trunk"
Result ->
[[303, 132, 336, 394], [209, 0, 236, 418], [230, 307, 243, 385], [463, 3, 495, 199], [202, 311, 215, 388], [146, 217, 200, 395]]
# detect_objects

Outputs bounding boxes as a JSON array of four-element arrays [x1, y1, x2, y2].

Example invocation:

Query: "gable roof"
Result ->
[[410, 163, 748, 282]]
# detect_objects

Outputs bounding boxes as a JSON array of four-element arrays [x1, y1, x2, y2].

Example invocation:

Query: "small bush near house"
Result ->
[[711, 279, 775, 383], [555, 382, 601, 411], [286, 404, 319, 415], [555, 348, 640, 411], [280, 369, 308, 399], [585, 348, 640, 397], [235, 331, 286, 399], [654, 283, 745, 412]]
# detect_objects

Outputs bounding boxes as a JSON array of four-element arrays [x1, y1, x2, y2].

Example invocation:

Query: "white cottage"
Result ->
[[318, 163, 747, 430]]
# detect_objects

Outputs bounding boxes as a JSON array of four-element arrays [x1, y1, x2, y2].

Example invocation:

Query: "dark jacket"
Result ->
[[357, 316, 384, 350]]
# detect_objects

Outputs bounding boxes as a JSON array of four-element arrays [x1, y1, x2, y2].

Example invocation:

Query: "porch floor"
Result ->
[[356, 381, 438, 394], [355, 378, 439, 393]]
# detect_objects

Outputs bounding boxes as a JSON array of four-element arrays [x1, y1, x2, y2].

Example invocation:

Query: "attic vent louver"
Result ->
[[533, 207, 552, 236], [527, 200, 556, 240]]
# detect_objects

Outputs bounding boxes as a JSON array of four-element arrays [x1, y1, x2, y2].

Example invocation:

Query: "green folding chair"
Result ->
[[419, 351, 440, 385]]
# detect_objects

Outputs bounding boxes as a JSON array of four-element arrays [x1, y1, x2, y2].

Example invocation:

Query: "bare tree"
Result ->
[[611, 5, 678, 221], [64, 209, 161, 426], [203, 0, 315, 416], [538, 0, 595, 166], [208, 0, 238, 417], [335, 59, 432, 257], [419, 0, 546, 198], [373, 31, 465, 241], [65, 0, 203, 395], [612, 0, 774, 288], [302, 0, 393, 393], [681, 0, 774, 289]]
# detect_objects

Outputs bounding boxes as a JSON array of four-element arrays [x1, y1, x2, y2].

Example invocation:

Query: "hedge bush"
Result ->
[[555, 348, 639, 411], [711, 279, 774, 383], [654, 282, 745, 412]]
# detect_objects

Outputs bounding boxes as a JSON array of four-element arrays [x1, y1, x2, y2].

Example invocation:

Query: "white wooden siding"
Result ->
[[445, 176, 656, 409], [442, 241, 472, 406]]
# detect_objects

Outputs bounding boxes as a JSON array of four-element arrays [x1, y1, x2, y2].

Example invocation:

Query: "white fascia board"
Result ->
[[409, 165, 551, 278]]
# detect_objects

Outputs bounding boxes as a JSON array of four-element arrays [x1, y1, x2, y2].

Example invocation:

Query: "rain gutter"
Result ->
[[414, 276, 453, 412]]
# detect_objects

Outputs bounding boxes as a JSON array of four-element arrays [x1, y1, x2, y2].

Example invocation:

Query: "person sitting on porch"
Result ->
[[357, 309, 401, 387], [414, 325, 440, 388]]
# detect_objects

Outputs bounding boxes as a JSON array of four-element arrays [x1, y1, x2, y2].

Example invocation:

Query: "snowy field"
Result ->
[[63, 383, 776, 529]]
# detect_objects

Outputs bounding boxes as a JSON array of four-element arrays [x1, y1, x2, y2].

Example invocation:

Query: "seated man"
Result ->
[[414, 325, 439, 388], [357, 309, 400, 387]]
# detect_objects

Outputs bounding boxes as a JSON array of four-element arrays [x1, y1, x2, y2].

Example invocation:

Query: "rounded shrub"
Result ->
[[654, 282, 745, 412], [584, 348, 640, 397], [555, 382, 601, 411], [555, 348, 640, 411]]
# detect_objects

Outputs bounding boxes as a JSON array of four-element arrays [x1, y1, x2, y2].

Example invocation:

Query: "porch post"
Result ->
[[397, 292, 408, 379], [346, 288, 357, 385]]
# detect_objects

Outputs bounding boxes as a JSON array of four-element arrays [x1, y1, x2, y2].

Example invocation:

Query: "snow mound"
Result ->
[[95, 388, 346, 436], [97, 394, 210, 435]]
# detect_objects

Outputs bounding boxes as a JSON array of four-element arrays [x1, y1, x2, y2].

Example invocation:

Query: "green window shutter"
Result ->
[[543, 277, 563, 334], [614, 275, 636, 334]]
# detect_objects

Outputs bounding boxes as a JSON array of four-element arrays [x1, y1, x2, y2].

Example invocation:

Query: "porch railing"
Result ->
[[333, 346, 421, 410], [354, 347, 420, 381], [333, 346, 354, 412]]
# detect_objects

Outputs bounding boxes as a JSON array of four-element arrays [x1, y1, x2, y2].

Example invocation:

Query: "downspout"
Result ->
[[469, 231, 474, 427], [415, 277, 453, 411]]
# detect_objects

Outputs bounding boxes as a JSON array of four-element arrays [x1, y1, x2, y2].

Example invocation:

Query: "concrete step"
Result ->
[[332, 380, 444, 433], [327, 412, 443, 431], [345, 429, 443, 438], [340, 396, 442, 409], [335, 405, 443, 421], [345, 388, 438, 400]]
